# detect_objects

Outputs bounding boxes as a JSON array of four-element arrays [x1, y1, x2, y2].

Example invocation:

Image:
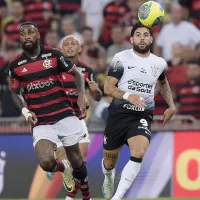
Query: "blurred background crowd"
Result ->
[[0, 0, 200, 126]]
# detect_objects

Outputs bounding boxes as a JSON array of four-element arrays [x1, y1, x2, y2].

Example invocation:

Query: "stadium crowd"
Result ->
[[0, 0, 200, 123]]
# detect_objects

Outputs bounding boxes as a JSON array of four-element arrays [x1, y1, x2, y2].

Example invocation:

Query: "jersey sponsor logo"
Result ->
[[43, 59, 52, 69], [59, 56, 68, 68], [123, 103, 145, 111], [22, 68, 27, 72], [27, 78, 54, 92], [18, 59, 27, 65], [128, 66, 136, 69], [41, 53, 52, 58], [128, 80, 153, 94], [151, 65, 159, 77]]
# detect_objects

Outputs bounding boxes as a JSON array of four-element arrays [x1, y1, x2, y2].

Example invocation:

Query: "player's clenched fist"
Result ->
[[123, 92, 146, 108]]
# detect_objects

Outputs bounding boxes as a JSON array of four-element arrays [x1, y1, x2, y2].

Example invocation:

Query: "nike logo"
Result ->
[[63, 181, 73, 192], [128, 66, 136, 69], [125, 178, 132, 182]]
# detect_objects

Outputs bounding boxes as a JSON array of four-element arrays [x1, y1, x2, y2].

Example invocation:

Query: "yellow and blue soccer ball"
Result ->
[[138, 1, 165, 28]]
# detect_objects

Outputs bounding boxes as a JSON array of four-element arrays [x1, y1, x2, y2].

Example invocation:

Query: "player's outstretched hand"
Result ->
[[27, 111, 38, 127], [162, 107, 177, 127], [77, 91, 90, 111], [127, 94, 146, 108], [86, 78, 99, 91]]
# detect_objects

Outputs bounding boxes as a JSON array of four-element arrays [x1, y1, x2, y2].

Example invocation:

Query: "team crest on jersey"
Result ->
[[151, 65, 159, 77], [43, 59, 52, 69]]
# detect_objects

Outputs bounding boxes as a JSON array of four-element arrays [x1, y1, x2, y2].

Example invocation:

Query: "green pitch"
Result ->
[[0, 198, 198, 200]]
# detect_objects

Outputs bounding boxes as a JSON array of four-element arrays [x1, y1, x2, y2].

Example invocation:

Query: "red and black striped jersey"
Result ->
[[24, 0, 57, 39], [57, 0, 81, 16], [62, 61, 95, 120], [8, 45, 76, 125], [3, 18, 26, 42], [177, 82, 200, 119]]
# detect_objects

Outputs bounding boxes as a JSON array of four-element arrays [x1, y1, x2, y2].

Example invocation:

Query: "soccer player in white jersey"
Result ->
[[102, 22, 177, 200]]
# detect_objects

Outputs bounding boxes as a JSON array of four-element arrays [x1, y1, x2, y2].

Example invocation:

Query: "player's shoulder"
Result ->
[[9, 52, 25, 68], [149, 53, 167, 68], [43, 45, 62, 55], [114, 49, 132, 60], [78, 61, 93, 72]]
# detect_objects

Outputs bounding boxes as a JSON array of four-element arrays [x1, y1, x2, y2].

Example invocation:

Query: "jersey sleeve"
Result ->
[[55, 50, 76, 73], [8, 64, 21, 90], [107, 55, 124, 80], [158, 60, 168, 81]]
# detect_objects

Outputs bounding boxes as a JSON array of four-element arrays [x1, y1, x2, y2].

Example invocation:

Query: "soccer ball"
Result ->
[[138, 1, 165, 28]]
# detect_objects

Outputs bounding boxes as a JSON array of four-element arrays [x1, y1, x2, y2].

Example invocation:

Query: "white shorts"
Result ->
[[32, 116, 85, 148], [56, 119, 90, 148]]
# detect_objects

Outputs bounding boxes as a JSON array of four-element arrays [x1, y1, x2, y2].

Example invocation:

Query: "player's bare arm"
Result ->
[[86, 78, 102, 101], [71, 67, 89, 110], [158, 76, 177, 126], [104, 76, 146, 108], [8, 77, 37, 126]]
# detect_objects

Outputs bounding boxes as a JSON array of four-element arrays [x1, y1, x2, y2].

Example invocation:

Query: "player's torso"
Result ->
[[62, 62, 91, 119], [10, 47, 74, 124], [111, 50, 166, 113]]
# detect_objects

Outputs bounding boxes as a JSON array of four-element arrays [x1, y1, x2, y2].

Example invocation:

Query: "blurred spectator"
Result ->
[[0, 43, 22, 117], [44, 30, 59, 48], [60, 16, 83, 45], [0, 0, 7, 45], [81, 0, 112, 40], [80, 26, 106, 73], [24, 0, 59, 41], [1, 0, 25, 50], [119, 0, 145, 40], [177, 59, 200, 119], [179, 0, 200, 29], [167, 43, 188, 90], [99, 0, 128, 48], [155, 3, 200, 62], [107, 25, 132, 64]]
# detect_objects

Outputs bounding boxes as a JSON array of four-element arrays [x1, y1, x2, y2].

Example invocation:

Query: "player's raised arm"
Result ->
[[157, 69, 177, 126], [104, 56, 146, 108]]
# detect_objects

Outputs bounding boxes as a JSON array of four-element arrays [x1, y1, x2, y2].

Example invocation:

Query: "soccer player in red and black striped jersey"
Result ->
[[8, 21, 91, 195], [46, 35, 102, 200]]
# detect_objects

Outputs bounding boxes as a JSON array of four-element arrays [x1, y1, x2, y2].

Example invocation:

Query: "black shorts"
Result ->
[[104, 110, 153, 150]]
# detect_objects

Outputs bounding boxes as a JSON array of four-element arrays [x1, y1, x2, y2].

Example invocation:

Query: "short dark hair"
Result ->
[[19, 21, 38, 30], [130, 21, 153, 37], [81, 26, 93, 33], [187, 59, 200, 66]]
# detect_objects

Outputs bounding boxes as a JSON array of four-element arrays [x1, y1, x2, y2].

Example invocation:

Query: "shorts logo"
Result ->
[[104, 135, 107, 144], [43, 59, 52, 69], [123, 104, 144, 111]]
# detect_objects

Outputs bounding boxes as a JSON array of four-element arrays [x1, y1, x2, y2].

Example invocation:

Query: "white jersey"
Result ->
[[108, 49, 167, 110]]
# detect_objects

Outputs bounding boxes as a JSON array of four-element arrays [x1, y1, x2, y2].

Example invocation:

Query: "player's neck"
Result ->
[[68, 56, 79, 65], [25, 45, 41, 58], [133, 49, 150, 58]]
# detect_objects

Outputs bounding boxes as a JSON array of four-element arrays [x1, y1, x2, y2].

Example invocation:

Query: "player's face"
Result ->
[[62, 37, 81, 58], [130, 27, 153, 54], [20, 25, 40, 52]]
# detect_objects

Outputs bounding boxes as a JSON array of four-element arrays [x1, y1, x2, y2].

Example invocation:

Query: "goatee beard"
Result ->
[[133, 44, 150, 54], [21, 41, 38, 53]]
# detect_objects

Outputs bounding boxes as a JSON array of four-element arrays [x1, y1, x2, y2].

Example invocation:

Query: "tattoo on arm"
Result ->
[[73, 67, 85, 93], [104, 76, 125, 99], [158, 78, 175, 108]]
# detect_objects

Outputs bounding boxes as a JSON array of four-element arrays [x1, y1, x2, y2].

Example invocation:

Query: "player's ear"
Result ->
[[36, 31, 40, 40], [130, 37, 134, 44], [150, 36, 153, 44], [78, 45, 82, 53]]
